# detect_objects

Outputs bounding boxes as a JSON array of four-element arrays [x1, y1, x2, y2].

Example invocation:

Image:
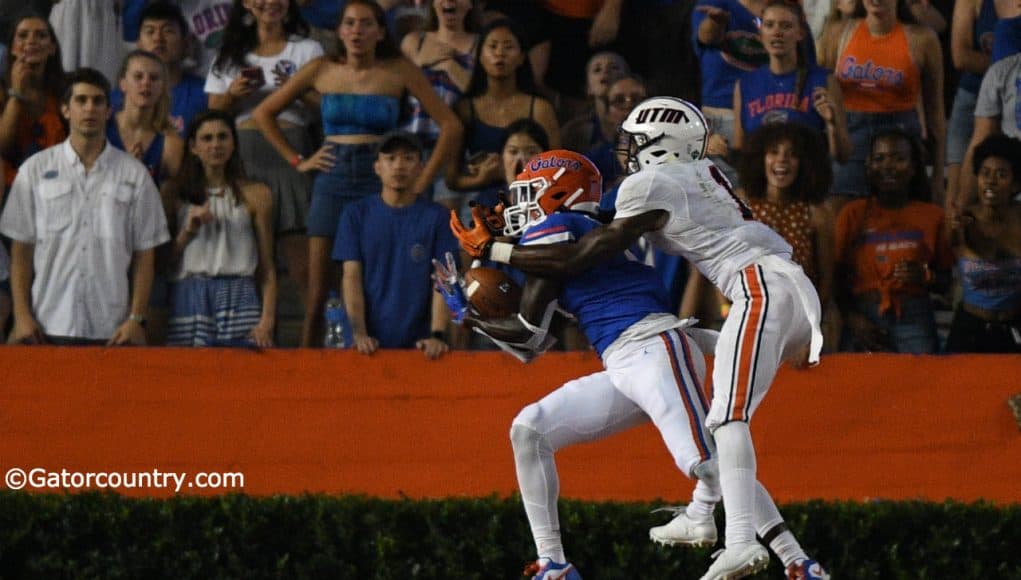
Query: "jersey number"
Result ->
[[709, 164, 753, 220]]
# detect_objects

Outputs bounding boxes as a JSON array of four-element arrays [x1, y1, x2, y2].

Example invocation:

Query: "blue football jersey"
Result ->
[[519, 212, 673, 357]]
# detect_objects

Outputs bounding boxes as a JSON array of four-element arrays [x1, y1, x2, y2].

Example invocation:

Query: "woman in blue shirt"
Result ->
[[732, 0, 849, 163]]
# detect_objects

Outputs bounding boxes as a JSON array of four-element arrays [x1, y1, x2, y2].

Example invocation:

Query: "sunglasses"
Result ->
[[607, 93, 647, 109]]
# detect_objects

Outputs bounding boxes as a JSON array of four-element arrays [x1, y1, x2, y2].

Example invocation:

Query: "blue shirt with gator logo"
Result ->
[[739, 64, 830, 134], [519, 212, 672, 358]]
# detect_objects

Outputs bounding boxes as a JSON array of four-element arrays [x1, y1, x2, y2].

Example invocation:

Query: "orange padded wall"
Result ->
[[1, 348, 1018, 503]]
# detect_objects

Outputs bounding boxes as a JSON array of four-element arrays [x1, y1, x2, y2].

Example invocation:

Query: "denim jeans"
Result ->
[[841, 294, 938, 354]]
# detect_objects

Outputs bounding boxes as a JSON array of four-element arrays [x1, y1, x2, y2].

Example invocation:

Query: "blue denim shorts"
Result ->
[[946, 87, 978, 165], [307, 143, 381, 238]]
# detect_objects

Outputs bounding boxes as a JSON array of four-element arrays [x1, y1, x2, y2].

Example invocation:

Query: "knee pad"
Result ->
[[510, 422, 546, 452]]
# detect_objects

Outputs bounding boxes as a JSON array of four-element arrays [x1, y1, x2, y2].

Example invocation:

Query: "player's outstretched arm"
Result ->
[[502, 210, 669, 278]]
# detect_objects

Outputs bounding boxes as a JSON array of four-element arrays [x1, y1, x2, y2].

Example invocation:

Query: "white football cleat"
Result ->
[[649, 507, 717, 547], [699, 544, 770, 580]]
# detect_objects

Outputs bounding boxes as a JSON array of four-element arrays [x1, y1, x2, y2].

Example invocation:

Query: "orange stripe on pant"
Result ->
[[660, 331, 711, 463], [731, 265, 767, 422]]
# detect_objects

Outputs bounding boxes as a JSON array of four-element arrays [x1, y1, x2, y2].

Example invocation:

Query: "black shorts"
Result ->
[[944, 306, 1021, 354]]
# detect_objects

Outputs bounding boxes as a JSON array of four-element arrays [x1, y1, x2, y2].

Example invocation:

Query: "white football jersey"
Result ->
[[614, 160, 794, 300]]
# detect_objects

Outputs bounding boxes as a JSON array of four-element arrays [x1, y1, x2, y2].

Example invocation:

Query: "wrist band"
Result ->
[[290, 154, 303, 168], [490, 241, 513, 264], [431, 330, 446, 342], [6, 89, 27, 103]]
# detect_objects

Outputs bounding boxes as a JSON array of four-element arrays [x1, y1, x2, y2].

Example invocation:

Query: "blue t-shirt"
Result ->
[[121, 0, 148, 42], [691, 0, 817, 108], [110, 74, 207, 137], [739, 64, 830, 133], [332, 195, 458, 348], [993, 16, 1021, 63], [301, 0, 345, 29], [519, 212, 672, 358]]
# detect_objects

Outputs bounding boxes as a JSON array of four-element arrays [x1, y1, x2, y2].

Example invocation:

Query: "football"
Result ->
[[463, 267, 522, 319]]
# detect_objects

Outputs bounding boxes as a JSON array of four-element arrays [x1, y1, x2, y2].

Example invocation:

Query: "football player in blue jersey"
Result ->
[[452, 97, 831, 580], [436, 150, 822, 580]]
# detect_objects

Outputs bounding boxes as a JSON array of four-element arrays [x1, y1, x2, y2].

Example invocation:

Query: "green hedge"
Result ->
[[0, 492, 1018, 579]]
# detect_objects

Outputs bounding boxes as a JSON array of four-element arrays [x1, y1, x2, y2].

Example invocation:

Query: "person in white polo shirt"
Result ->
[[0, 68, 170, 346]]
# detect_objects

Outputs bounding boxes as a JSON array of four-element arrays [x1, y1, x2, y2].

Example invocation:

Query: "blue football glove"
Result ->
[[432, 251, 470, 324]]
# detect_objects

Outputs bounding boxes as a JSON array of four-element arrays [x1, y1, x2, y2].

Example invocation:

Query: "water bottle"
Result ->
[[324, 290, 347, 349]]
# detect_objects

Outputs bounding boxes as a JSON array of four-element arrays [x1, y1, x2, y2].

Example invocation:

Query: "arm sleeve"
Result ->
[[0, 165, 38, 243], [613, 171, 675, 219], [973, 60, 1007, 118]]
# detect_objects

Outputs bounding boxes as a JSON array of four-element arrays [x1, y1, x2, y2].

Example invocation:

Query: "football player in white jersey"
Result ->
[[451, 97, 829, 580]]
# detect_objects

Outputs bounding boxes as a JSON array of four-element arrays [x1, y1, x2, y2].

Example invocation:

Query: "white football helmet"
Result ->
[[618, 96, 709, 174]]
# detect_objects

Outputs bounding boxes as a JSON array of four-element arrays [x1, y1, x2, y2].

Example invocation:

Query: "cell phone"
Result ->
[[241, 66, 265, 88]]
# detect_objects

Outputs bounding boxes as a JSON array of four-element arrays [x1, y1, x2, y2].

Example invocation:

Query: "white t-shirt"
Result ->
[[614, 160, 794, 300], [204, 37, 324, 125], [0, 141, 170, 339], [975, 53, 1021, 139]]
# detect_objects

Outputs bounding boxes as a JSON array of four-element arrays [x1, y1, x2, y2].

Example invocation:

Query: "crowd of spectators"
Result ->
[[0, 0, 1018, 356]]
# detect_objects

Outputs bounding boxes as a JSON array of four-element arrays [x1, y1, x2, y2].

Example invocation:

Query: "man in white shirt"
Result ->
[[0, 68, 170, 345]]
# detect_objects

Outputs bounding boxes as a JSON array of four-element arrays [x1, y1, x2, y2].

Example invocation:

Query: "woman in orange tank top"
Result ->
[[818, 0, 944, 202]]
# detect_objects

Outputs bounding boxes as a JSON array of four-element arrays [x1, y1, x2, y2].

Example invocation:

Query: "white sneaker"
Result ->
[[699, 544, 770, 580], [648, 507, 717, 547]]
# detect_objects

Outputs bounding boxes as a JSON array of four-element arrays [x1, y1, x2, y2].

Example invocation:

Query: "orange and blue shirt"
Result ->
[[836, 22, 921, 113]]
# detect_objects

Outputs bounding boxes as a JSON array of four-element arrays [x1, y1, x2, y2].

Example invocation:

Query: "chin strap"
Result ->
[[471, 327, 548, 363], [516, 300, 561, 352], [474, 300, 565, 363]]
